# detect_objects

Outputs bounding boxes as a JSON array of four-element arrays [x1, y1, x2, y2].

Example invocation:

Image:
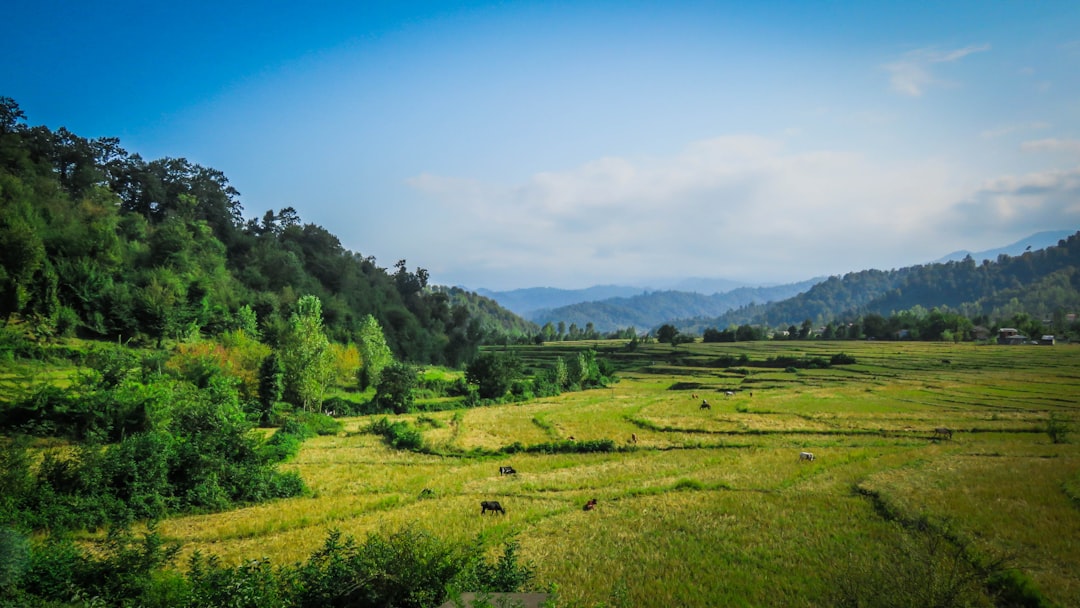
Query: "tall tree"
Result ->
[[279, 295, 333, 411], [357, 314, 393, 390]]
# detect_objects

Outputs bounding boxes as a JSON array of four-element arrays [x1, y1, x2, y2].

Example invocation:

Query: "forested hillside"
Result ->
[[0, 98, 530, 363], [695, 232, 1080, 331]]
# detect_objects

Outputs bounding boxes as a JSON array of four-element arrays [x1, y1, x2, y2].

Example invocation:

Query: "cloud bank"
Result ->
[[407, 136, 993, 288]]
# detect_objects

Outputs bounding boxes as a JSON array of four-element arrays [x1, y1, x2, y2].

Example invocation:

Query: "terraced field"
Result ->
[[156, 341, 1080, 606]]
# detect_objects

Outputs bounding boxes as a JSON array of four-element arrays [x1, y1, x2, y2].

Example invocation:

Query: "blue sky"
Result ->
[[4, 1, 1079, 290]]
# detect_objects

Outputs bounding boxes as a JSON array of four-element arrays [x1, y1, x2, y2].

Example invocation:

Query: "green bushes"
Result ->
[[367, 417, 425, 451], [502, 439, 616, 455], [0, 370, 308, 532], [3, 526, 535, 608]]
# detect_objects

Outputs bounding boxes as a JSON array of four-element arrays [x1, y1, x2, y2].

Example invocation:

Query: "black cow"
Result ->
[[700, 400, 711, 410], [499, 466, 517, 475], [481, 500, 505, 515], [933, 427, 953, 440]]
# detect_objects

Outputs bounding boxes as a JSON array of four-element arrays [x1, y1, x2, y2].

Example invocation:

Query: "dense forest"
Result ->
[[674, 233, 1080, 340], [0, 97, 532, 365]]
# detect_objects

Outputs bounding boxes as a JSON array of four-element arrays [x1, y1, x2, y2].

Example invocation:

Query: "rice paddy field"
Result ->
[[157, 340, 1080, 606]]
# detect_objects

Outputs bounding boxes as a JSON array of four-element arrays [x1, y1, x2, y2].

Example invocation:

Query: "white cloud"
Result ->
[[981, 122, 1051, 139], [883, 44, 990, 97], [1021, 138, 1080, 155], [408, 136, 968, 286], [949, 166, 1080, 235]]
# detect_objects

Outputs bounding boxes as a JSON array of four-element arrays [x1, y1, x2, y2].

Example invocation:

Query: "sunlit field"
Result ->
[[155, 340, 1080, 606]]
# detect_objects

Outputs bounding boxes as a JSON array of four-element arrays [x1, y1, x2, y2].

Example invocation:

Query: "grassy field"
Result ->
[[150, 340, 1080, 606]]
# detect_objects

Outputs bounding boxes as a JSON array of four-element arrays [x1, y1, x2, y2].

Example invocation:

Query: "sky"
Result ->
[[3, 1, 1079, 290]]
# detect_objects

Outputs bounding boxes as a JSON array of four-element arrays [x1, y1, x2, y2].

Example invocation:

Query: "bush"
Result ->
[[1046, 413, 1070, 444], [367, 417, 425, 451], [830, 352, 857, 365]]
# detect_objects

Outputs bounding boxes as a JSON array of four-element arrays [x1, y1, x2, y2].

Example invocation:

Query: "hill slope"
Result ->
[[528, 279, 823, 333], [0, 97, 532, 362], [691, 231, 1080, 330]]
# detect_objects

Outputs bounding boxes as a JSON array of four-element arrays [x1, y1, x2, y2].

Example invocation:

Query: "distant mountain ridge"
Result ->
[[528, 278, 823, 333], [934, 230, 1075, 264], [687, 230, 1080, 331], [474, 285, 648, 315]]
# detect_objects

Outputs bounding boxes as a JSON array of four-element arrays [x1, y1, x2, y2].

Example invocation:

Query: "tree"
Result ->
[[257, 353, 284, 425], [466, 351, 523, 399], [357, 314, 393, 391], [375, 362, 419, 414], [656, 324, 679, 344], [279, 295, 333, 411], [736, 324, 761, 342]]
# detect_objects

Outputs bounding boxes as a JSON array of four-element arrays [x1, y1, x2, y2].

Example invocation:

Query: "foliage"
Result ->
[[502, 439, 617, 454], [375, 362, 419, 414], [466, 351, 524, 399], [279, 295, 333, 411], [257, 352, 285, 425], [0, 98, 526, 366], [1046, 413, 1070, 444], [356, 314, 394, 391], [0, 371, 306, 532], [367, 417, 425, 451]]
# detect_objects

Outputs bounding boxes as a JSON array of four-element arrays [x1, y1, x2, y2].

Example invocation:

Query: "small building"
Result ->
[[1040, 335, 1056, 345], [997, 328, 1026, 345]]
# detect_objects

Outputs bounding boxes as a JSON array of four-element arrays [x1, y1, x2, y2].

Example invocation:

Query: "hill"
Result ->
[[0, 97, 531, 362], [690, 231, 1080, 331], [933, 229, 1076, 263], [474, 285, 649, 315], [528, 278, 823, 333]]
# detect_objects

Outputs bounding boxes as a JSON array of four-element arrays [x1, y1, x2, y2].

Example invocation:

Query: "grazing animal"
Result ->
[[583, 498, 598, 511], [941, 359, 952, 364], [799, 451, 815, 462], [933, 427, 953, 440], [418, 488, 434, 499], [499, 466, 517, 475], [481, 500, 505, 515], [692, 393, 698, 399], [568, 436, 576, 441], [700, 400, 711, 410], [631, 433, 638, 444], [724, 390, 735, 397]]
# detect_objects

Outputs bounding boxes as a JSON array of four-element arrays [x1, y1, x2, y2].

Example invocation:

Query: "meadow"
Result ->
[[151, 340, 1080, 606]]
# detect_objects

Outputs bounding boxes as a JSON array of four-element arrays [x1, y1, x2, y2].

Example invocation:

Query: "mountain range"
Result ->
[[470, 231, 1079, 333]]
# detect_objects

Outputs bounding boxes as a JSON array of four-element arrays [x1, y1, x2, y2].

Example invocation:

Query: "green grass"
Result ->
[[17, 340, 1080, 605]]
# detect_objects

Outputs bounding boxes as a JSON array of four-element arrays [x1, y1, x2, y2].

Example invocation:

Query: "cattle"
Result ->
[[583, 498, 598, 511], [724, 390, 735, 397], [933, 427, 953, 440], [700, 400, 711, 410], [481, 500, 505, 515], [631, 433, 638, 444], [499, 466, 517, 475], [568, 436, 576, 441], [799, 451, 815, 462]]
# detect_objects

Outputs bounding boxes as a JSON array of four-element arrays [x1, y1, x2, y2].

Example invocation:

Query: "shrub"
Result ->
[[1046, 413, 1070, 444], [830, 352, 857, 365], [367, 417, 425, 451]]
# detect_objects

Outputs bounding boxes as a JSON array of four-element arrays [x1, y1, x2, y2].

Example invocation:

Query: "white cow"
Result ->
[[799, 451, 815, 462]]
